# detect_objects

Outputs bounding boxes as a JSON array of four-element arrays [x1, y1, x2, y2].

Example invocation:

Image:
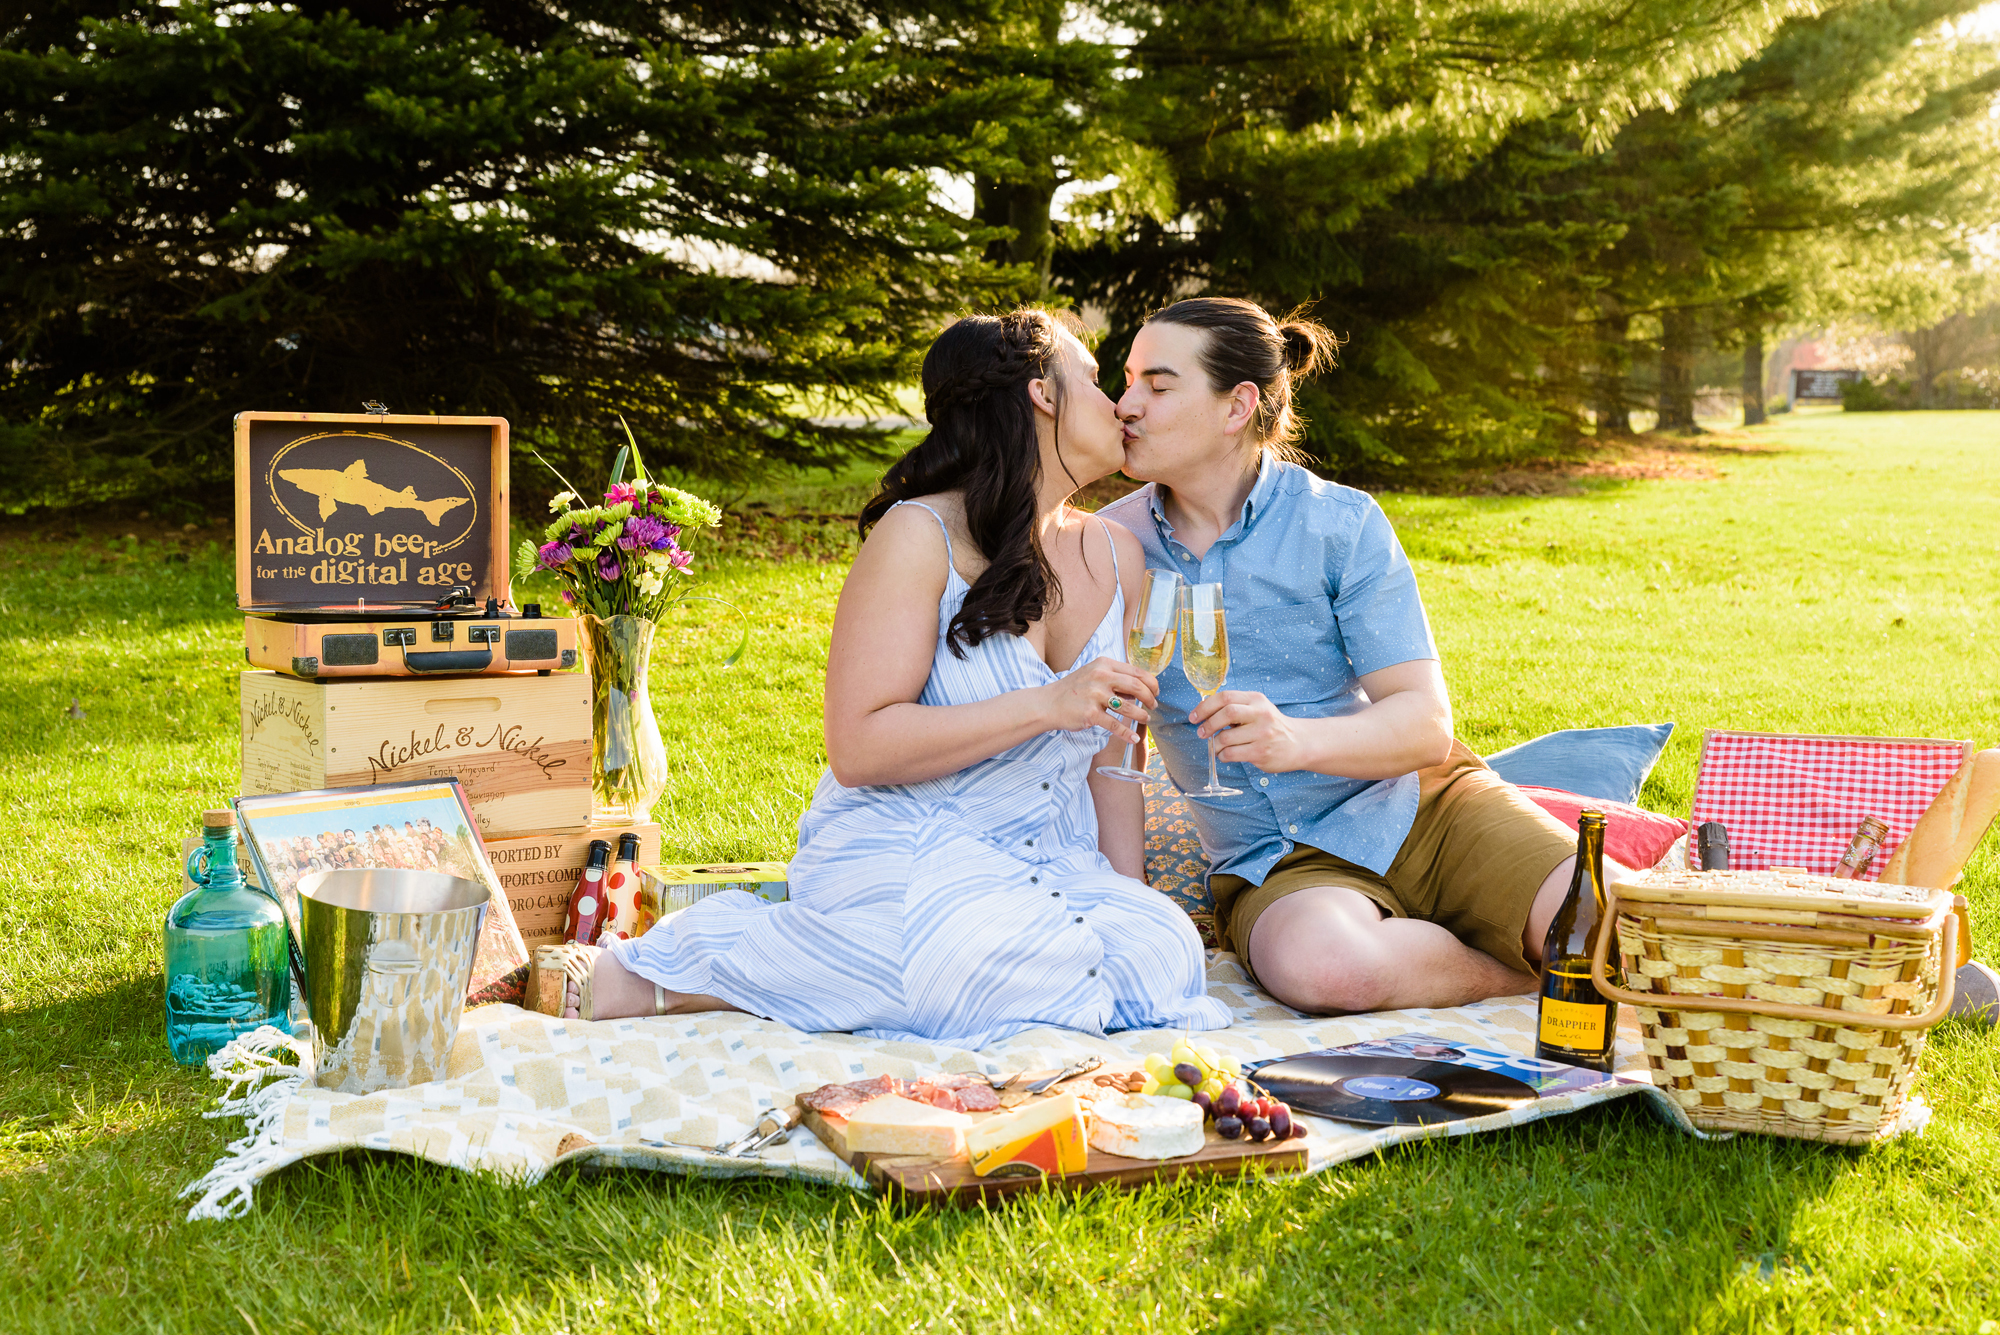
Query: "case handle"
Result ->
[[1586, 883, 1958, 1032], [403, 649, 494, 674]]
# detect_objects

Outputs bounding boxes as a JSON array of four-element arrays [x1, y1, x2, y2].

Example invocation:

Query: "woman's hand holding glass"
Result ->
[[1044, 657, 1157, 746]]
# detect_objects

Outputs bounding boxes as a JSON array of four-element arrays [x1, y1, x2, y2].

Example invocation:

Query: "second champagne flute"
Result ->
[[1096, 568, 1181, 782], [1178, 581, 1242, 797]]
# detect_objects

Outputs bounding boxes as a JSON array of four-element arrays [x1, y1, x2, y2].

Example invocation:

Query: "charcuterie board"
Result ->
[[801, 1069, 1306, 1204]]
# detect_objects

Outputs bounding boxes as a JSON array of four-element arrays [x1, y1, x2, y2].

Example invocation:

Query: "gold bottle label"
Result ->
[[1539, 996, 1609, 1049]]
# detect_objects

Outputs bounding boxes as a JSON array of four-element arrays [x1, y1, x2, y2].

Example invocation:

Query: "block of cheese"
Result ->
[[967, 1092, 1089, 1178], [1087, 1093, 1206, 1161], [843, 1095, 972, 1160]]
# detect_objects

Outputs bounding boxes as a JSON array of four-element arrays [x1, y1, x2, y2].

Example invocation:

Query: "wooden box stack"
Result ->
[[232, 410, 652, 951]]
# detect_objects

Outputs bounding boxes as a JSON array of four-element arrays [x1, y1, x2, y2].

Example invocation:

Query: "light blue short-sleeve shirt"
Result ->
[[1100, 456, 1438, 883]]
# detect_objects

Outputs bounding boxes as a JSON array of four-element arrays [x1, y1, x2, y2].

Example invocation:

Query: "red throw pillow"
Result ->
[[1517, 786, 1691, 870]]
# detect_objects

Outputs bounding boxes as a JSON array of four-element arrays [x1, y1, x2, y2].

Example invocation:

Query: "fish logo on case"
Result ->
[[278, 458, 470, 525]]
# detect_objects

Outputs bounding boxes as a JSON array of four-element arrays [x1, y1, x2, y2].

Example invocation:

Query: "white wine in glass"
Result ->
[[1097, 568, 1181, 782], [1178, 581, 1242, 796]]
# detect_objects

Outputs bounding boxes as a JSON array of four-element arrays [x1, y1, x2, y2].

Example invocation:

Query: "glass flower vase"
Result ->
[[581, 613, 668, 823]]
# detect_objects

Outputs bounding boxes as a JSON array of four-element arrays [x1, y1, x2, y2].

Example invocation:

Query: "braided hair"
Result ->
[[860, 309, 1074, 656]]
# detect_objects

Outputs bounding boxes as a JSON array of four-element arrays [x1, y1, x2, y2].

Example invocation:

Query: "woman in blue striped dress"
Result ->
[[549, 309, 1229, 1048]]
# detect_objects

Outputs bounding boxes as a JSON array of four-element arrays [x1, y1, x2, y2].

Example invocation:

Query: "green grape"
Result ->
[[1198, 1077, 1227, 1100], [1159, 1081, 1194, 1101], [1139, 1073, 1161, 1096], [1143, 1053, 1171, 1079], [1170, 1042, 1201, 1069]]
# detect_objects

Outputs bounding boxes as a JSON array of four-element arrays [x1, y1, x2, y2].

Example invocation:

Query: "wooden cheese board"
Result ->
[[801, 1070, 1306, 1204]]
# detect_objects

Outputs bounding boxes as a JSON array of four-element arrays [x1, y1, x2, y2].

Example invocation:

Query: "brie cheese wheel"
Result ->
[[1086, 1093, 1205, 1160]]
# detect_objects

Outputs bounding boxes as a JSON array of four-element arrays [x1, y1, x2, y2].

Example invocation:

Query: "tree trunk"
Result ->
[[974, 174, 1058, 295], [1594, 300, 1632, 435], [1741, 319, 1766, 426], [1657, 307, 1698, 432]]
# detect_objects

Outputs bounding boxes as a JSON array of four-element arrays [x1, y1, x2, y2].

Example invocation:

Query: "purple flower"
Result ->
[[536, 540, 572, 570], [559, 590, 576, 606], [605, 482, 638, 505], [620, 515, 669, 550], [597, 551, 622, 582], [662, 522, 681, 542], [668, 547, 693, 572]]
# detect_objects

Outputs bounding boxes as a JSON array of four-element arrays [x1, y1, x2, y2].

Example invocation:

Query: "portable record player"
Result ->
[[235, 409, 579, 679], [242, 584, 580, 678]]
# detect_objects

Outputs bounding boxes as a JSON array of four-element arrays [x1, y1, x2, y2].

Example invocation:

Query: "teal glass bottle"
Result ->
[[164, 809, 292, 1065]]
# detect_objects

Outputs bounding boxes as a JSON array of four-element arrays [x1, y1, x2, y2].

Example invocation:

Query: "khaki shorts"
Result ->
[[1208, 741, 1575, 980]]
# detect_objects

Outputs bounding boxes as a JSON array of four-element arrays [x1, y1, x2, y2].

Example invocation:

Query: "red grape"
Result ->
[[1247, 1116, 1271, 1142], [1216, 1085, 1241, 1118], [1192, 1090, 1214, 1118], [1270, 1105, 1293, 1139], [1214, 1115, 1244, 1140], [1173, 1062, 1204, 1088], [1289, 1122, 1308, 1139]]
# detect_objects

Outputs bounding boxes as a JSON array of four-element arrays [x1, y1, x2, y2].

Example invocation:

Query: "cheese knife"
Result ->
[[1023, 1055, 1103, 1095]]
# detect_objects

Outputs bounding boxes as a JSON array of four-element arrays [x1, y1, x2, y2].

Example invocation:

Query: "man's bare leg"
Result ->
[[562, 950, 741, 1020], [1520, 855, 1634, 967], [1248, 885, 1536, 1014]]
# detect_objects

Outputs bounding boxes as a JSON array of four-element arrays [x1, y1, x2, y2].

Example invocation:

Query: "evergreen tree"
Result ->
[[0, 1, 1045, 508], [1584, 0, 2000, 435]]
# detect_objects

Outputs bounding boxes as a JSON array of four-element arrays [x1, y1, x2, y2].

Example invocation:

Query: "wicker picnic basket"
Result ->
[[1586, 869, 1962, 1145]]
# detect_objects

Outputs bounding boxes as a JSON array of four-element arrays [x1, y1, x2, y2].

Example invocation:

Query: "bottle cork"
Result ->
[[202, 808, 236, 831]]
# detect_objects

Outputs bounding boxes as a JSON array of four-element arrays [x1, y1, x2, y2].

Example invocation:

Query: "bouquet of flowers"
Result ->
[[513, 449, 723, 621]]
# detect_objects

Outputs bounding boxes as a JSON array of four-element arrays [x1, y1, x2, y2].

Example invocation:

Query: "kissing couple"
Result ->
[[538, 299, 1623, 1044]]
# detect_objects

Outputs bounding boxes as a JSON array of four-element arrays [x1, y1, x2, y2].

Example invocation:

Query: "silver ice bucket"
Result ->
[[296, 868, 488, 1094]]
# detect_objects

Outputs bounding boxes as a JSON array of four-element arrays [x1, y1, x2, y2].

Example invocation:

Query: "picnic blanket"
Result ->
[[180, 952, 1912, 1222]]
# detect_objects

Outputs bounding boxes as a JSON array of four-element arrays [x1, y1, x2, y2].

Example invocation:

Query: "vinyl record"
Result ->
[[1253, 1054, 1537, 1127]]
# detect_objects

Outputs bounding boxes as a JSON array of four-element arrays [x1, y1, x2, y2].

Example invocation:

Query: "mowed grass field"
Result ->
[[1, 409, 1996, 1333]]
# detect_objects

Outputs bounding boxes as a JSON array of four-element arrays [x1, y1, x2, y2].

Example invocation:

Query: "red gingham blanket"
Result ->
[[1688, 730, 1970, 879]]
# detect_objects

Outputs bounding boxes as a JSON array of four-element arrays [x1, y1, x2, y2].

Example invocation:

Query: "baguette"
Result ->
[[1882, 749, 2000, 889]]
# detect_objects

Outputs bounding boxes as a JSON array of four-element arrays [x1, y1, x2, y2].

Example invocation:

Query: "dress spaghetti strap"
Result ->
[[891, 500, 956, 573], [1095, 514, 1121, 583]]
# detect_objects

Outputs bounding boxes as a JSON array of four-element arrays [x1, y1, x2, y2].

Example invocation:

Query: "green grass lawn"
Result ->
[[2, 410, 1997, 1333]]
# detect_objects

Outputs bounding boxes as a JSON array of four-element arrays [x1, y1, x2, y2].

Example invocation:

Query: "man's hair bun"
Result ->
[[1279, 318, 1342, 378]]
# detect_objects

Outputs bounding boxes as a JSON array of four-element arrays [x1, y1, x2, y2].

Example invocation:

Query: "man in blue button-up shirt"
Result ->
[[1102, 298, 1625, 1015]]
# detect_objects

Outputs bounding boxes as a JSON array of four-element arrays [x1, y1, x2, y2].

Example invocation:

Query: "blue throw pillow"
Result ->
[[1484, 723, 1676, 805]]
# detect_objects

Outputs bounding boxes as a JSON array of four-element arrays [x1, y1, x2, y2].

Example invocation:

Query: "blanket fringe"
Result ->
[[178, 1026, 313, 1222]]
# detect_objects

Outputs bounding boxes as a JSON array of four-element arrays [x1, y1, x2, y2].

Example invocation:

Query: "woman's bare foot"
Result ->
[[563, 951, 741, 1020]]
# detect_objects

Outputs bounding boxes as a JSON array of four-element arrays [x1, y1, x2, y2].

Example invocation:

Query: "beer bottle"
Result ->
[[561, 839, 615, 946], [1535, 810, 1617, 1073], [1832, 816, 1890, 880]]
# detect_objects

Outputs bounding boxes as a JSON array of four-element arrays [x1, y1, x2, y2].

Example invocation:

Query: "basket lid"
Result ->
[[1611, 868, 1954, 921]]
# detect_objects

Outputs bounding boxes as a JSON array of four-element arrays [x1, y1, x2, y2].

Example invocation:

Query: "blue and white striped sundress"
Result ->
[[607, 501, 1230, 1049]]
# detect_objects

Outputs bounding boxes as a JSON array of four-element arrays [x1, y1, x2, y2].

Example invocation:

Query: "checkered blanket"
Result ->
[[182, 953, 1704, 1221], [1688, 730, 1970, 878]]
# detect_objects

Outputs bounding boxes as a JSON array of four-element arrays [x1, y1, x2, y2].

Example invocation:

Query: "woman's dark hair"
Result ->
[[1145, 298, 1343, 461], [859, 307, 1083, 656]]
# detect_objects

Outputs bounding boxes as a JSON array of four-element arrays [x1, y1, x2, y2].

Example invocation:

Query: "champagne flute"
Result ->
[[1178, 581, 1242, 797], [1097, 568, 1182, 782]]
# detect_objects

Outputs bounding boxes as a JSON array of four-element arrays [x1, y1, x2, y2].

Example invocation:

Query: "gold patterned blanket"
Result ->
[[183, 954, 1702, 1221]]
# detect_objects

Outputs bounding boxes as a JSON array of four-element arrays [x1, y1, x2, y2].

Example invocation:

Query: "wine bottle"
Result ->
[[1535, 810, 1617, 1074], [1696, 820, 1731, 870], [561, 839, 615, 946]]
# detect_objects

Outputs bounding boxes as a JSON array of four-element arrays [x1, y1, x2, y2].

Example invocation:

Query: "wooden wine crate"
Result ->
[[485, 823, 663, 948], [240, 670, 592, 839]]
